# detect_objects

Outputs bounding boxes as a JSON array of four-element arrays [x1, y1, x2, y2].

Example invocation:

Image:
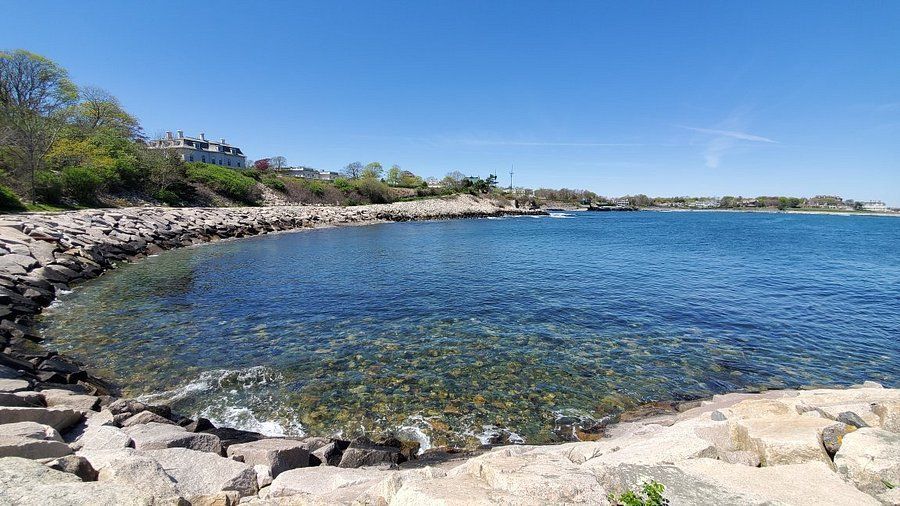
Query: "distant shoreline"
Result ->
[[541, 203, 900, 218], [644, 207, 900, 218]]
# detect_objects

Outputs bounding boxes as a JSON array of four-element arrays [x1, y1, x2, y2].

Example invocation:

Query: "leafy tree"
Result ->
[[73, 86, 142, 139], [361, 161, 383, 180], [386, 164, 402, 186], [253, 158, 270, 170], [342, 161, 363, 179], [0, 49, 78, 202]]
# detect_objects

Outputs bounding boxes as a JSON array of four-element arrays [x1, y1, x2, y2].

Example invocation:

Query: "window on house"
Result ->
[[202, 156, 206, 162], [189, 155, 194, 161], [227, 159, 231, 166]]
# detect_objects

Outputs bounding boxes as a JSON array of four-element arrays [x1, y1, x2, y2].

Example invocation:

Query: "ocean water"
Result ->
[[38, 211, 900, 448]]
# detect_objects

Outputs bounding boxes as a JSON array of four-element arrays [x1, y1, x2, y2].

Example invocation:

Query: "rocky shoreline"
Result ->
[[0, 196, 898, 504]]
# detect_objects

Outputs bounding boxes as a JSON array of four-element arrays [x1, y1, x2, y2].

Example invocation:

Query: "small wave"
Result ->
[[199, 405, 303, 437], [549, 212, 575, 219], [470, 424, 526, 446], [396, 415, 433, 455], [137, 366, 305, 437]]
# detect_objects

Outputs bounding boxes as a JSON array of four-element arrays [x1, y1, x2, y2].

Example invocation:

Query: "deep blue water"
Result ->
[[38, 211, 900, 448]]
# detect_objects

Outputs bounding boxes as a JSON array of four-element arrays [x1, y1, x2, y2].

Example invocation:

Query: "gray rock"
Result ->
[[41, 389, 99, 411], [338, 446, 402, 468], [123, 422, 222, 453], [74, 424, 133, 451], [821, 421, 854, 456], [46, 455, 98, 481], [226, 438, 309, 478], [0, 378, 30, 392], [0, 421, 62, 441], [0, 435, 72, 459], [0, 406, 83, 431], [97, 455, 183, 500], [120, 410, 173, 427], [313, 441, 344, 466], [0, 391, 44, 407], [838, 411, 870, 428], [145, 448, 258, 499]]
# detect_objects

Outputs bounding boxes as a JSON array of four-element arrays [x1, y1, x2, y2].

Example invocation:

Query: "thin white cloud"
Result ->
[[678, 126, 777, 144]]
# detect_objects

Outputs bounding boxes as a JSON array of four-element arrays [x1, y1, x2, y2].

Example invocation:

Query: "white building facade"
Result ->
[[148, 131, 247, 168]]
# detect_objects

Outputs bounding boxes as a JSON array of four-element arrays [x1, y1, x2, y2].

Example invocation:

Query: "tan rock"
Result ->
[[834, 428, 900, 496]]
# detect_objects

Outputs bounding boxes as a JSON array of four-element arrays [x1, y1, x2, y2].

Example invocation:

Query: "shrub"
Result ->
[[261, 174, 287, 192], [34, 171, 64, 204], [185, 162, 260, 205], [332, 177, 355, 193], [305, 179, 326, 197], [354, 177, 393, 204], [62, 166, 103, 203], [153, 189, 181, 206], [608, 481, 667, 506], [0, 184, 25, 211]]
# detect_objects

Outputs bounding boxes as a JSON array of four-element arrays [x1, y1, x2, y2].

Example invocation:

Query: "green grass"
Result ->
[[0, 183, 26, 212]]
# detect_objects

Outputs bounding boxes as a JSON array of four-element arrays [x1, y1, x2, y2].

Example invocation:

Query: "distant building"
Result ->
[[859, 200, 887, 212], [280, 167, 340, 181], [148, 131, 246, 168], [614, 197, 631, 207], [426, 177, 444, 188], [689, 198, 721, 209]]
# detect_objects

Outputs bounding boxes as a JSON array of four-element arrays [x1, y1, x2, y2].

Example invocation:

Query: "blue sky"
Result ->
[[3, 1, 899, 203]]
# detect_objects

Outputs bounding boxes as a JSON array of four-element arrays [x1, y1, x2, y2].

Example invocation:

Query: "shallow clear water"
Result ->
[[38, 211, 900, 448]]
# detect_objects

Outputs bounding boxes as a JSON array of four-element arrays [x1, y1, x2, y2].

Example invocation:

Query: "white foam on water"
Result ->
[[549, 212, 575, 219], [138, 366, 305, 437], [396, 415, 433, 455]]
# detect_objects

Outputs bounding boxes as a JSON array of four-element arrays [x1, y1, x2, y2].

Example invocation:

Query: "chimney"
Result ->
[[165, 131, 173, 140], [176, 130, 183, 138], [199, 132, 206, 141], [220, 138, 226, 144]]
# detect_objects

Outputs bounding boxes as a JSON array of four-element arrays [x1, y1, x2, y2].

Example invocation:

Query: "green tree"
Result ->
[[0, 49, 78, 202], [386, 164, 402, 186], [361, 161, 383, 180], [73, 86, 142, 139]]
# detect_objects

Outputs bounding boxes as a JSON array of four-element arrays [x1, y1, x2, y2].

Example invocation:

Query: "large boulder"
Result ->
[[269, 466, 386, 499], [721, 399, 834, 466], [338, 437, 405, 468], [46, 455, 98, 481], [595, 458, 879, 505], [0, 421, 71, 459], [0, 378, 31, 392], [123, 422, 221, 453], [97, 454, 184, 501], [0, 456, 153, 505], [226, 438, 309, 477], [120, 410, 173, 427], [73, 424, 133, 451], [0, 406, 83, 431], [834, 428, 900, 496], [41, 389, 99, 412], [144, 448, 258, 499]]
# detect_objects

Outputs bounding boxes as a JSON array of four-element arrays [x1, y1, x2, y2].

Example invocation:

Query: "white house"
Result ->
[[859, 200, 887, 212], [148, 131, 247, 168], [280, 167, 341, 181]]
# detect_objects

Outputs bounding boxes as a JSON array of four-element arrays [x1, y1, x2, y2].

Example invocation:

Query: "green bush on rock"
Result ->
[[608, 481, 668, 506]]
